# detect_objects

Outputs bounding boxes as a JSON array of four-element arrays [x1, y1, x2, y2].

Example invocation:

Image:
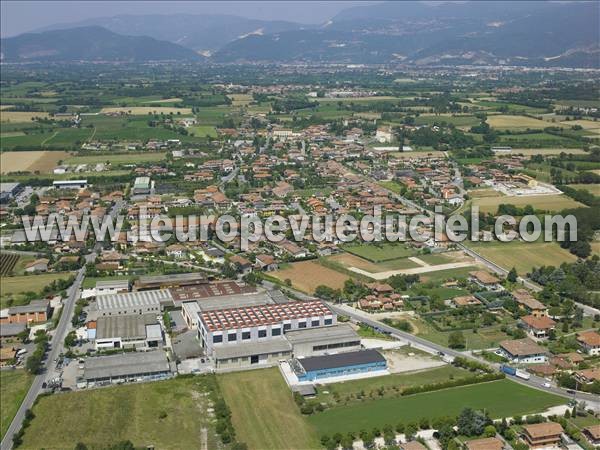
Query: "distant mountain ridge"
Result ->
[[0, 26, 203, 62], [32, 14, 305, 55], [214, 1, 600, 67], [3, 2, 599, 67]]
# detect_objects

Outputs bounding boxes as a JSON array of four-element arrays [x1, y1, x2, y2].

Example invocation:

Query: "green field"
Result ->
[[219, 368, 320, 450], [465, 240, 578, 275], [567, 184, 600, 196], [20, 375, 221, 449], [64, 152, 166, 165], [471, 194, 584, 214], [315, 365, 471, 406], [307, 380, 564, 436], [189, 125, 218, 138], [343, 243, 415, 262], [0, 272, 74, 308], [1, 370, 33, 440]]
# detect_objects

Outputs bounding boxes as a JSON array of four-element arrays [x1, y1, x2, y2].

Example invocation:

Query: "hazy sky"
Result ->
[[1, 1, 376, 37]]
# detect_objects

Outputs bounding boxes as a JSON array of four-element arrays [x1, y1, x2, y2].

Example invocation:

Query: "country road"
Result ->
[[0, 267, 86, 450]]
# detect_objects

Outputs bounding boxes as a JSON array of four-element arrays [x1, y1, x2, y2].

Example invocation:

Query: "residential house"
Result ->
[[498, 338, 547, 364], [520, 315, 556, 339], [521, 422, 563, 449], [577, 330, 600, 356], [24, 258, 49, 273], [583, 425, 600, 446], [464, 437, 504, 450], [469, 271, 502, 290], [255, 254, 278, 271]]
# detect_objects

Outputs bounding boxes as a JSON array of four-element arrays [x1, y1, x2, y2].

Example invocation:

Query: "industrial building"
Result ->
[[292, 349, 387, 382], [52, 179, 88, 189], [81, 351, 172, 387], [0, 300, 51, 324], [95, 313, 163, 350], [95, 280, 130, 295], [132, 176, 151, 195], [0, 182, 22, 204], [284, 324, 361, 358], [134, 272, 207, 291], [198, 300, 335, 370], [96, 289, 172, 316], [213, 339, 293, 370]]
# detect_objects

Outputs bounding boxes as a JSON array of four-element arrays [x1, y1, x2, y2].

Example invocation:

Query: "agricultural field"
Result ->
[[219, 368, 320, 450], [228, 94, 253, 106], [19, 375, 222, 450], [507, 148, 587, 156], [465, 240, 578, 275], [1, 370, 34, 440], [99, 106, 192, 115], [414, 114, 479, 128], [189, 125, 218, 138], [566, 183, 600, 196], [0, 252, 20, 275], [487, 115, 559, 130], [0, 111, 50, 123], [64, 152, 166, 165], [307, 380, 564, 437], [270, 260, 351, 293], [0, 150, 69, 174], [342, 243, 415, 262], [471, 193, 584, 214], [0, 272, 74, 308]]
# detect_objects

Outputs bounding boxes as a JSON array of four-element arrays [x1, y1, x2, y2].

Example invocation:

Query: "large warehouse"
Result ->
[[284, 324, 361, 358], [198, 300, 335, 356], [198, 300, 336, 370], [94, 313, 163, 350], [95, 289, 173, 316], [81, 351, 172, 387], [292, 349, 387, 382]]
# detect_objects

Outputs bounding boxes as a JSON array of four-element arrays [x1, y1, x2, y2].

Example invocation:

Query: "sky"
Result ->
[[0, 1, 375, 37]]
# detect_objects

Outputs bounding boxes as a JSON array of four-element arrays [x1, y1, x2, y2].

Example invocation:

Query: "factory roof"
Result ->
[[96, 289, 172, 312], [200, 300, 331, 332], [83, 351, 170, 381], [96, 313, 158, 340], [284, 324, 357, 346], [297, 349, 385, 373]]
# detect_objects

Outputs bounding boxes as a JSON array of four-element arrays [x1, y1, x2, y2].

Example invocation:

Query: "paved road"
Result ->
[[0, 267, 86, 450], [328, 302, 600, 410]]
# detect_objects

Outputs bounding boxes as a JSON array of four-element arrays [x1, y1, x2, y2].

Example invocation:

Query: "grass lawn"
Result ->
[[343, 243, 415, 262], [1, 272, 74, 308], [219, 368, 320, 450], [307, 380, 564, 436], [1, 370, 33, 440], [471, 194, 584, 214], [412, 318, 512, 350], [465, 240, 577, 275], [315, 365, 471, 406], [419, 266, 479, 283], [189, 125, 218, 138], [20, 375, 221, 449]]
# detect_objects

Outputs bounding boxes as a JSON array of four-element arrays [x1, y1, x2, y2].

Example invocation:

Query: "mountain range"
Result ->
[[1, 1, 598, 67]]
